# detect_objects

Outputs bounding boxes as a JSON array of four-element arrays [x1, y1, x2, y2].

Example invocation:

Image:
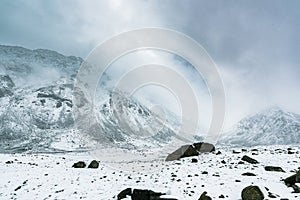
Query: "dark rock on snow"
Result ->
[[166, 142, 215, 161], [242, 172, 256, 176], [241, 185, 264, 200], [88, 160, 99, 169], [264, 166, 285, 172], [72, 161, 86, 168], [131, 189, 164, 200], [117, 188, 132, 200], [284, 171, 300, 187], [198, 191, 212, 200], [241, 155, 259, 164]]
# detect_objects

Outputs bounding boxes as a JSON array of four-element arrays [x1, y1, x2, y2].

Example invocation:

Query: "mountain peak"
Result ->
[[219, 106, 300, 147]]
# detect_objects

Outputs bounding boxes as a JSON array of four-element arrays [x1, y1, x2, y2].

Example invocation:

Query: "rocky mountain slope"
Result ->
[[219, 107, 300, 146]]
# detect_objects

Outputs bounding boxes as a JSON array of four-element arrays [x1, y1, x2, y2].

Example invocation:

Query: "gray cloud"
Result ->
[[0, 0, 299, 129]]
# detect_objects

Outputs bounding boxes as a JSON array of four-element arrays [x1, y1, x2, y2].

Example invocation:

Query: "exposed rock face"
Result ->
[[87, 160, 99, 169], [166, 142, 215, 161], [0, 75, 15, 97], [198, 191, 212, 200], [72, 161, 86, 168], [241, 155, 259, 164], [264, 166, 285, 172], [241, 185, 264, 200]]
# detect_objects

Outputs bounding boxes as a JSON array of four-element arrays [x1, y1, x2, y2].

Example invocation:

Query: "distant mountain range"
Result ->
[[0, 44, 299, 153]]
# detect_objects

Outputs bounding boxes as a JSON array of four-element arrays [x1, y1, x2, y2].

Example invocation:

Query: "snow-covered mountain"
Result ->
[[219, 107, 300, 146], [0, 45, 185, 153], [0, 45, 82, 87], [1, 44, 299, 153]]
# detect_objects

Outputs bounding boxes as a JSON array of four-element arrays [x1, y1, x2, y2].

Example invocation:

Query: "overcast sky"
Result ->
[[1, 0, 299, 129]]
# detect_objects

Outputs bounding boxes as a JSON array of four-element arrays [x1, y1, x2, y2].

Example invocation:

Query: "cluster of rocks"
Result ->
[[72, 160, 99, 169], [117, 186, 267, 200]]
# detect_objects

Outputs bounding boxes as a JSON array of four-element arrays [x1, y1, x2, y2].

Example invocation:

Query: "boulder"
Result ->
[[193, 142, 215, 153], [284, 171, 300, 187], [72, 161, 86, 168], [296, 170, 300, 182], [264, 166, 285, 172], [166, 142, 215, 161], [88, 160, 99, 169], [241, 185, 264, 200], [198, 191, 212, 200], [117, 188, 132, 200], [166, 145, 198, 161], [241, 155, 259, 164]]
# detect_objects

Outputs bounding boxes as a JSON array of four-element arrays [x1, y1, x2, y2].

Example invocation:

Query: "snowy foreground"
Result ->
[[0, 145, 299, 200]]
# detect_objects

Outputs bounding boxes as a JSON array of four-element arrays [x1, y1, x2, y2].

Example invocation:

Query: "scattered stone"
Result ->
[[241, 185, 264, 200], [14, 186, 22, 191], [117, 188, 132, 200], [288, 151, 294, 154], [265, 166, 285, 172], [221, 160, 226, 164], [216, 151, 222, 155], [191, 158, 198, 163], [88, 160, 99, 169], [5, 161, 13, 164], [241, 155, 259, 164], [219, 194, 225, 198], [242, 172, 256, 176], [72, 161, 86, 168], [268, 192, 277, 198], [233, 150, 241, 154], [198, 191, 212, 200]]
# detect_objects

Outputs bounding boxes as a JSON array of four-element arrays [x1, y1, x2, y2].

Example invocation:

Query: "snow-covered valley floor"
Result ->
[[0, 145, 299, 200]]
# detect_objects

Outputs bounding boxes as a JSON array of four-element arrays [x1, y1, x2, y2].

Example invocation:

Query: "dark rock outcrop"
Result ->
[[241, 185, 264, 200], [241, 155, 259, 164]]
